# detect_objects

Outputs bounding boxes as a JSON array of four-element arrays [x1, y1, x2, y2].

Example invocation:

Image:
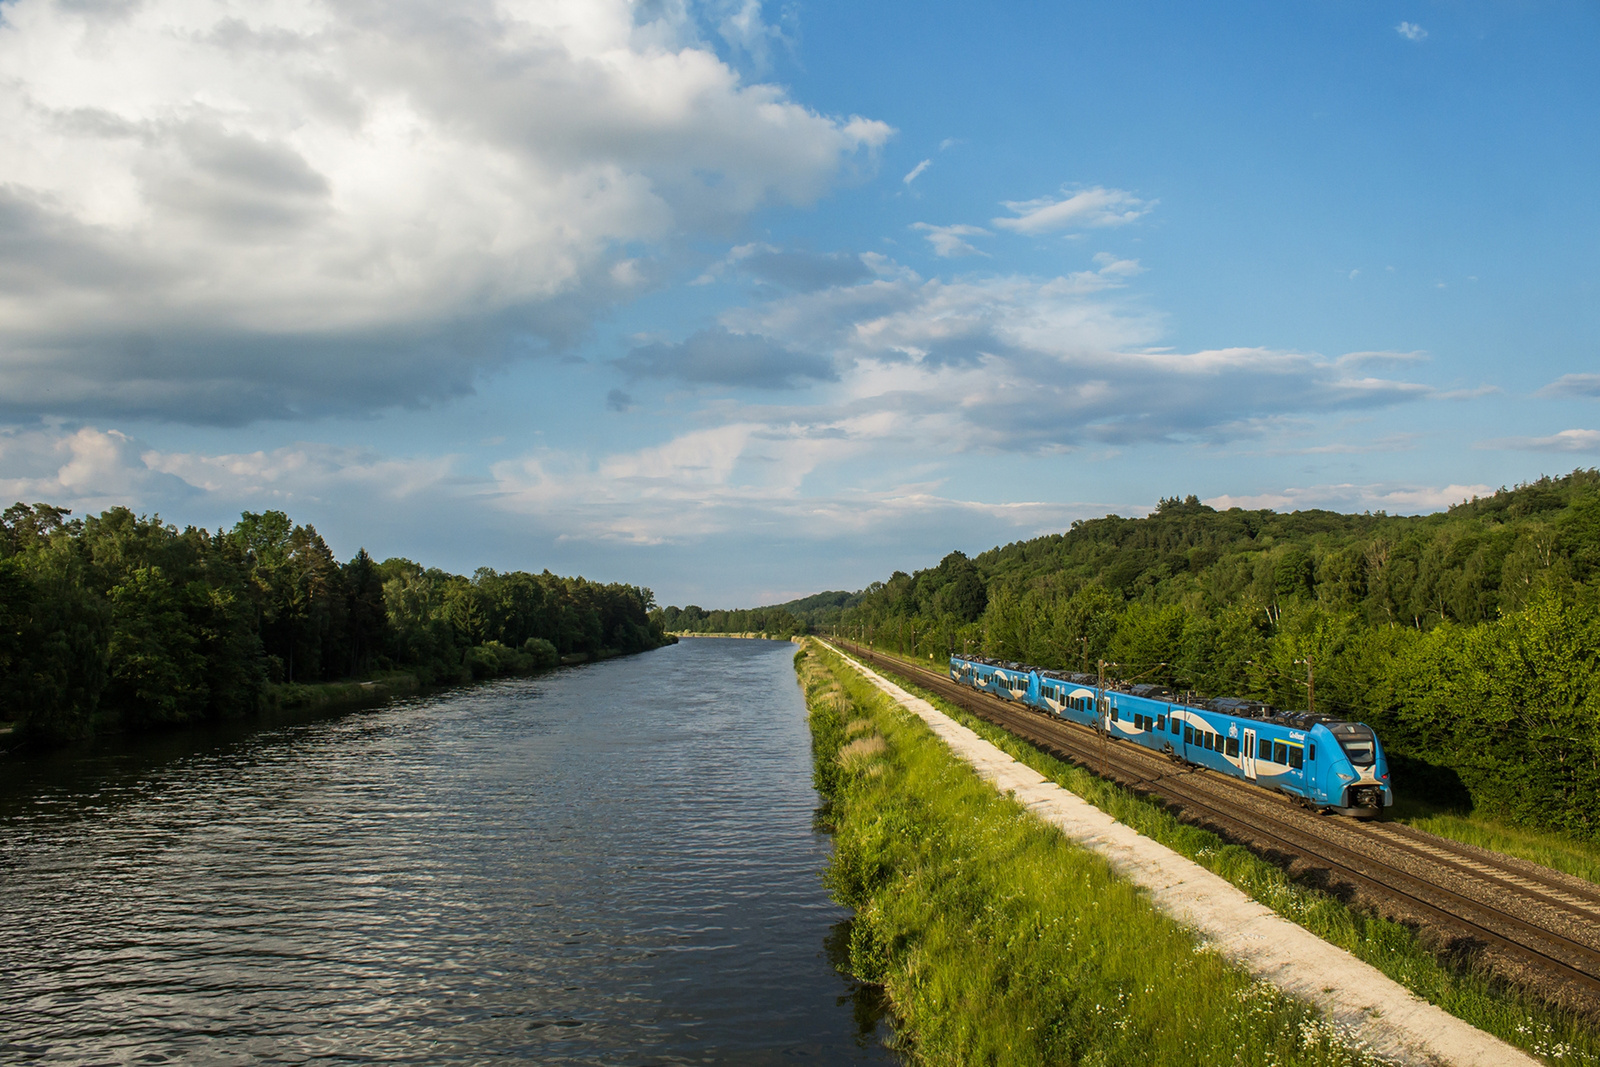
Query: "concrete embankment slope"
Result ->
[[826, 643, 1537, 1067]]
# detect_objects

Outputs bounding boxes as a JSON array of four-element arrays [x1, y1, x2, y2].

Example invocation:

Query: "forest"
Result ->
[[0, 503, 670, 743], [712, 470, 1600, 842], [653, 589, 859, 638]]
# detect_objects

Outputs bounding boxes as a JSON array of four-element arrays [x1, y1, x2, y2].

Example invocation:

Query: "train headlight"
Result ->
[[1337, 771, 1354, 781]]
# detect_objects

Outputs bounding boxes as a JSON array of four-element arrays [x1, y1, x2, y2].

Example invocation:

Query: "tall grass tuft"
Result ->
[[796, 641, 1388, 1067]]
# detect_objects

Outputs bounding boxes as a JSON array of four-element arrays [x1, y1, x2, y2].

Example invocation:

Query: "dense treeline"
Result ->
[[0, 503, 670, 743], [653, 589, 860, 637], [833, 470, 1600, 841]]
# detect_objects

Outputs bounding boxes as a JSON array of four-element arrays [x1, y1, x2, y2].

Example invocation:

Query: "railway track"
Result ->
[[830, 640, 1600, 1015]]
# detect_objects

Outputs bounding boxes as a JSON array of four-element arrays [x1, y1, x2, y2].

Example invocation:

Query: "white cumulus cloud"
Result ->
[[1396, 21, 1428, 41], [0, 0, 890, 423]]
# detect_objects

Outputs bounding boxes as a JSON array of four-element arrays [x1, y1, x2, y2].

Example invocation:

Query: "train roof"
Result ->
[[951, 651, 1366, 730], [955, 655, 1028, 671]]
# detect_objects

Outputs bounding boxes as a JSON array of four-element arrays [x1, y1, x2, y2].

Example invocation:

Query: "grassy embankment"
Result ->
[[797, 639, 1386, 1067], [0, 647, 642, 754], [833, 644, 1597, 1065], [263, 643, 635, 715]]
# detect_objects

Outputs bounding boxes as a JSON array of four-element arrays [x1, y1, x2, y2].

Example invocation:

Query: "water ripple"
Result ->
[[0, 638, 894, 1065]]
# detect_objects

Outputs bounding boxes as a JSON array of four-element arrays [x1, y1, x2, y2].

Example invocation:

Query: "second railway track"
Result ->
[[832, 639, 1600, 1017]]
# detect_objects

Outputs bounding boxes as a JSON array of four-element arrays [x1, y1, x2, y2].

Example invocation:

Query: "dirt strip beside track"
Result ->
[[827, 642, 1537, 1067]]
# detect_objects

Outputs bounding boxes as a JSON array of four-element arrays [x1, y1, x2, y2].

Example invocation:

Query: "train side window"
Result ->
[[1258, 738, 1272, 761], [1273, 741, 1288, 764], [1202, 732, 1212, 751], [1111, 707, 1119, 722], [1226, 737, 1239, 757], [1289, 747, 1303, 770], [1184, 725, 1194, 744], [1157, 715, 1166, 732], [1172, 719, 1181, 734], [1308, 743, 1316, 760]]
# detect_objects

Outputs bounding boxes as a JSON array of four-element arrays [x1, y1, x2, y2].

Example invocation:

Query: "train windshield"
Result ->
[[1330, 724, 1376, 766]]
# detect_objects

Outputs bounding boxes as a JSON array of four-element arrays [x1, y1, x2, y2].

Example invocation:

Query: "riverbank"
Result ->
[[1, 642, 669, 759], [797, 639, 1394, 1066]]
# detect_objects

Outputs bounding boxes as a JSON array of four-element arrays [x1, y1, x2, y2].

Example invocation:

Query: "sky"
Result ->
[[1, 0, 1597, 607]]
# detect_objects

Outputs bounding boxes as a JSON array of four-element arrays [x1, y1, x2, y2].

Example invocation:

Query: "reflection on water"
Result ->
[[0, 638, 895, 1064]]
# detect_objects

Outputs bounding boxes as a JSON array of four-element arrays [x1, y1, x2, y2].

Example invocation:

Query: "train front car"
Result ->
[[1307, 721, 1392, 817]]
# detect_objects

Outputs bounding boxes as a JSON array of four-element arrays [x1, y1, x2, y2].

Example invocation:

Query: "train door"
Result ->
[[1241, 728, 1257, 780]]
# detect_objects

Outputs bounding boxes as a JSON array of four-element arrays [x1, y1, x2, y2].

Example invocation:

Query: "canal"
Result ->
[[0, 637, 894, 1064]]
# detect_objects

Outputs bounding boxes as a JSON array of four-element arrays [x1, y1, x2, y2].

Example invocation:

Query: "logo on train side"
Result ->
[[1229, 724, 1238, 738]]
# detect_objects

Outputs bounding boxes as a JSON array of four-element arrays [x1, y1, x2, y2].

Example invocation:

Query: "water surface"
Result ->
[[0, 638, 893, 1064]]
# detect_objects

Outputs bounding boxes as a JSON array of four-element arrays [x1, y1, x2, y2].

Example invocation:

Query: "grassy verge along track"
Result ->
[[797, 640, 1387, 1067], [833, 641, 1599, 1066]]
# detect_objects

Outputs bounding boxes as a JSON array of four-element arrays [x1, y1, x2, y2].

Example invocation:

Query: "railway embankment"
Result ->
[[842, 641, 1600, 1060], [827, 641, 1600, 1065], [798, 640, 1401, 1066]]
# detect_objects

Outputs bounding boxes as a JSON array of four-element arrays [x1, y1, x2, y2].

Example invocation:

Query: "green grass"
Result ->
[[1388, 797, 1600, 888], [798, 641, 1388, 1067], [827, 643, 1599, 1067]]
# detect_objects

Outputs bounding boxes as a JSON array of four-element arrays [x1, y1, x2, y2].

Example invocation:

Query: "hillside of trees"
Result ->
[[0, 503, 670, 744], [830, 470, 1600, 841], [652, 589, 861, 637]]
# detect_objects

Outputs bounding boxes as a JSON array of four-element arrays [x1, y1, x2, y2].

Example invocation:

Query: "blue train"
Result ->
[[949, 654, 1392, 817]]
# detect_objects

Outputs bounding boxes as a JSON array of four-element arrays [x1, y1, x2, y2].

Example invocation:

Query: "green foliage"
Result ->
[[835, 470, 1600, 841], [0, 501, 669, 743]]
